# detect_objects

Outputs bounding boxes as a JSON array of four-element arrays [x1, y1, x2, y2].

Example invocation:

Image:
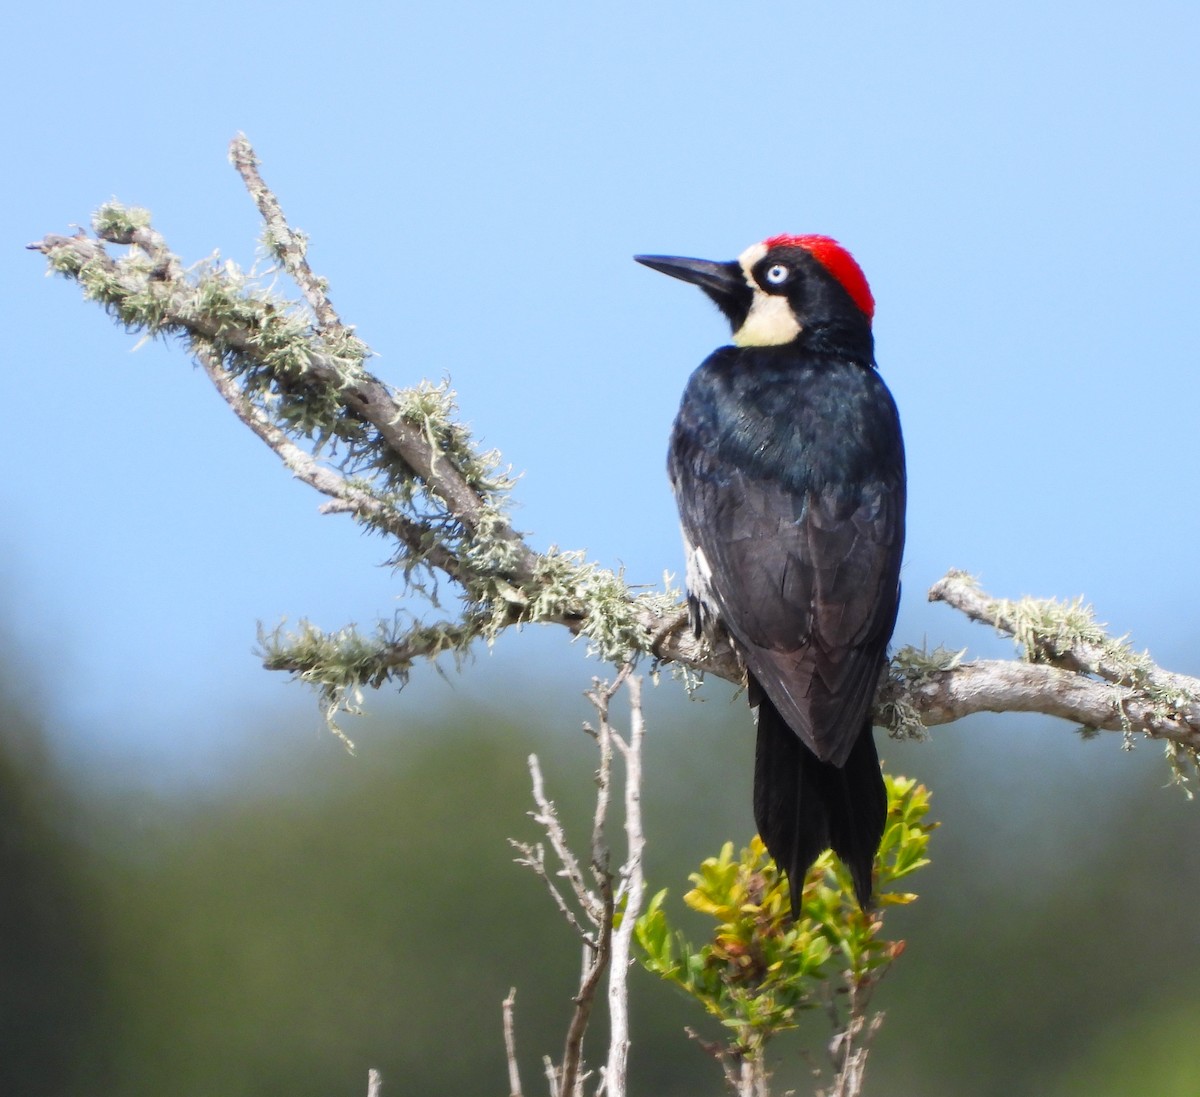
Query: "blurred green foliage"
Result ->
[[2, 671, 1199, 1097], [0, 689, 107, 1096]]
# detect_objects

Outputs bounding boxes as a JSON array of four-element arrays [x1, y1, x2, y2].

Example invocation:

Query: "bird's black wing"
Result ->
[[670, 402, 904, 768]]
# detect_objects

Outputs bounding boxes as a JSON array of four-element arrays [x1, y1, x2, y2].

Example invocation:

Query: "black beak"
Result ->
[[634, 254, 742, 295], [634, 254, 751, 331]]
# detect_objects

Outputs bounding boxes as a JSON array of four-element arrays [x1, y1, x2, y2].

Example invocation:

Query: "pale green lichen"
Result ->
[[38, 197, 709, 751], [982, 587, 1200, 792], [879, 644, 966, 742], [260, 224, 308, 263], [92, 201, 152, 242], [260, 614, 481, 745], [992, 591, 1154, 685], [1165, 741, 1198, 799]]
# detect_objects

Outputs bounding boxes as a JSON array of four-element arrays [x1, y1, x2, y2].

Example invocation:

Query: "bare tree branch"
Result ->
[[867, 571, 1200, 760], [929, 570, 1200, 699], [879, 657, 1200, 749]]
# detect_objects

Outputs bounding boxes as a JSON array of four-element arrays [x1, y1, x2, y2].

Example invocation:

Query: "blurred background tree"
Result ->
[[4, 659, 1199, 1095]]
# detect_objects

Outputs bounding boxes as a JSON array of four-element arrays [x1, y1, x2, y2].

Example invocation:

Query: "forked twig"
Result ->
[[507, 668, 647, 1097]]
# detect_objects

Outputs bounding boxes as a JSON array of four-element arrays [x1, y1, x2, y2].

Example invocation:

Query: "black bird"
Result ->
[[636, 234, 905, 911]]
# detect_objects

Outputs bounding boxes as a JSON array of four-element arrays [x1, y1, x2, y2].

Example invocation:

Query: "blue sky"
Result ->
[[3, 1, 1197, 785]]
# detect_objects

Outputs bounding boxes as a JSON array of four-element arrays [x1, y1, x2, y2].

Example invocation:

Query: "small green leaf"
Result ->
[[636, 773, 936, 1060]]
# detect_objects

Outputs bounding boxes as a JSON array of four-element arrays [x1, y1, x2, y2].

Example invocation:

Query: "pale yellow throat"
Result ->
[[732, 240, 802, 347], [733, 291, 802, 346]]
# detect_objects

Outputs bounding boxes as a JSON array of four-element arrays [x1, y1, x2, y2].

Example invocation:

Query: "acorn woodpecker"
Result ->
[[636, 234, 905, 911]]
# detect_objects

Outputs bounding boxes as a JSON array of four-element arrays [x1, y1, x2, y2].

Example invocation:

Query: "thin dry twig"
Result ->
[[817, 979, 885, 1097], [603, 674, 645, 1097], [229, 133, 351, 338], [508, 669, 646, 1097], [558, 676, 622, 1097], [503, 988, 524, 1097], [542, 1057, 559, 1096], [194, 346, 460, 571], [684, 1027, 743, 1095], [530, 755, 600, 925], [510, 835, 594, 945]]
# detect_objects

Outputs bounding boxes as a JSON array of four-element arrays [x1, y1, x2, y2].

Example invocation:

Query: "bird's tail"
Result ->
[[753, 693, 887, 912]]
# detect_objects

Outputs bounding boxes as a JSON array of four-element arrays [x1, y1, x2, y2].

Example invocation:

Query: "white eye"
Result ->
[[765, 263, 789, 285]]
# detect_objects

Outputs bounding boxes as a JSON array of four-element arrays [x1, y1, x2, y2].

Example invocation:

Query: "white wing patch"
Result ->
[[683, 529, 721, 633]]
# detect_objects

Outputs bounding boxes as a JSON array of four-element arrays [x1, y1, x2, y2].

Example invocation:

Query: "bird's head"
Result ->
[[635, 234, 874, 348]]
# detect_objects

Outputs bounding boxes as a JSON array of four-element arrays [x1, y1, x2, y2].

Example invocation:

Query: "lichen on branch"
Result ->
[[27, 137, 1200, 785]]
